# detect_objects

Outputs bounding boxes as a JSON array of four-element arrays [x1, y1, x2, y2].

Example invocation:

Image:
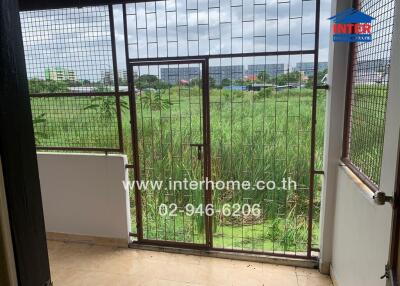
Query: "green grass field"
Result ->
[[31, 87, 326, 254]]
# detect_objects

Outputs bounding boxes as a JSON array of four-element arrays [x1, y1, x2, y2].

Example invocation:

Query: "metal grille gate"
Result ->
[[123, 0, 322, 259], [128, 59, 212, 247]]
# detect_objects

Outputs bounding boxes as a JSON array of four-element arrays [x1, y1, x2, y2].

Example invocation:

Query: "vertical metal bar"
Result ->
[[123, 4, 143, 241], [202, 59, 212, 248], [342, 0, 359, 160], [109, 5, 124, 153], [342, 42, 355, 160], [307, 0, 321, 258]]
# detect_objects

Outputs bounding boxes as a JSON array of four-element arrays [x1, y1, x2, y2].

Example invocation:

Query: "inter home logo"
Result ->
[[328, 8, 375, 42]]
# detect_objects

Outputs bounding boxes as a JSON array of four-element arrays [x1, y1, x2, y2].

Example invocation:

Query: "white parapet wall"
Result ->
[[37, 153, 130, 244]]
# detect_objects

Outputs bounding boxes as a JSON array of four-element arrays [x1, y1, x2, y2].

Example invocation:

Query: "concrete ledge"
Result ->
[[47, 232, 128, 248], [129, 243, 319, 269], [339, 163, 375, 202]]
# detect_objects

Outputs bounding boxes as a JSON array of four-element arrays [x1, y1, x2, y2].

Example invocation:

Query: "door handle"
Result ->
[[373, 191, 393, 206], [190, 144, 203, 160]]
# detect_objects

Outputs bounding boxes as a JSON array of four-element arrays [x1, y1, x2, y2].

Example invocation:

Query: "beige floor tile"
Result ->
[[260, 270, 299, 286], [263, 262, 296, 274], [295, 266, 325, 277], [297, 274, 333, 286], [48, 241, 333, 286], [142, 279, 205, 286], [53, 269, 141, 286]]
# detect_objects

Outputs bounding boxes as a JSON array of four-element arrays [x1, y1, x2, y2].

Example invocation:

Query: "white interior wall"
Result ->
[[37, 153, 130, 242]]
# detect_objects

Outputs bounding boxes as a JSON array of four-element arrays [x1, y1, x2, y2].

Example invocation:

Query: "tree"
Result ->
[[190, 78, 202, 87], [209, 77, 216, 88], [136, 74, 169, 90], [233, 79, 245, 86], [190, 77, 216, 88], [305, 69, 328, 88], [156, 80, 169, 89], [32, 113, 47, 142], [257, 71, 270, 83], [141, 90, 172, 111], [221, 78, 231, 87], [29, 78, 69, 93], [83, 86, 129, 120], [136, 74, 159, 89], [118, 76, 127, 85], [276, 71, 302, 86]]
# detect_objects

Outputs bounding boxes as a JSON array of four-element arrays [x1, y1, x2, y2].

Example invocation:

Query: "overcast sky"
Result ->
[[21, 0, 332, 81]]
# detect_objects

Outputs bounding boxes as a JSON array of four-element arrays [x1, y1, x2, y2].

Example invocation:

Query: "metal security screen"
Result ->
[[20, 0, 323, 259], [21, 6, 123, 152], [343, 0, 395, 190], [123, 0, 317, 59], [124, 0, 322, 258]]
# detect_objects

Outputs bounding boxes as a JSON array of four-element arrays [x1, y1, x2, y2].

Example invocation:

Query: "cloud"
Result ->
[[21, 0, 331, 81]]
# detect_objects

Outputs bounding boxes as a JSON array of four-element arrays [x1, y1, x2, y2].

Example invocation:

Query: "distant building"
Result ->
[[354, 71, 389, 84], [102, 71, 113, 85], [293, 62, 328, 76], [118, 70, 128, 83], [102, 70, 132, 85], [357, 59, 390, 73], [45, 67, 76, 81], [209, 65, 244, 85], [244, 75, 257, 81], [160, 66, 244, 85], [246, 64, 285, 78], [160, 67, 200, 84]]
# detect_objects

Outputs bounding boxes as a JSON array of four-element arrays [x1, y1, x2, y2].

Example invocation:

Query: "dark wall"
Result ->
[[0, 0, 51, 285]]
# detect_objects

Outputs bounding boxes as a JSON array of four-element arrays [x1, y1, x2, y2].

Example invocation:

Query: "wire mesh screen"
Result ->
[[124, 0, 317, 59], [20, 6, 122, 151], [344, 0, 395, 187], [30, 95, 120, 150]]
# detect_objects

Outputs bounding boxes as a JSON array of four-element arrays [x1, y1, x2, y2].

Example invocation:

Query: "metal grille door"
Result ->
[[129, 60, 212, 247]]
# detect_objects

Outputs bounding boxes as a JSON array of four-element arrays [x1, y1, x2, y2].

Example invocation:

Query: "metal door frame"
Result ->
[[122, 0, 321, 259], [127, 58, 212, 249]]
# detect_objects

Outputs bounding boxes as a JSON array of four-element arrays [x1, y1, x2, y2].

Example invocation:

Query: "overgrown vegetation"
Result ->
[[84, 87, 129, 120], [30, 80, 326, 253], [124, 87, 326, 252], [29, 78, 69, 93]]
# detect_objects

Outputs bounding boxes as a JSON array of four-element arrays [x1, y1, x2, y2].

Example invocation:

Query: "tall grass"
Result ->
[[121, 87, 326, 252], [31, 87, 326, 253]]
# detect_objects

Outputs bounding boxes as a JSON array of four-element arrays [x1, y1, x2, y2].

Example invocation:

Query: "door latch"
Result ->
[[190, 143, 203, 160], [380, 264, 391, 280], [373, 191, 393, 206]]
